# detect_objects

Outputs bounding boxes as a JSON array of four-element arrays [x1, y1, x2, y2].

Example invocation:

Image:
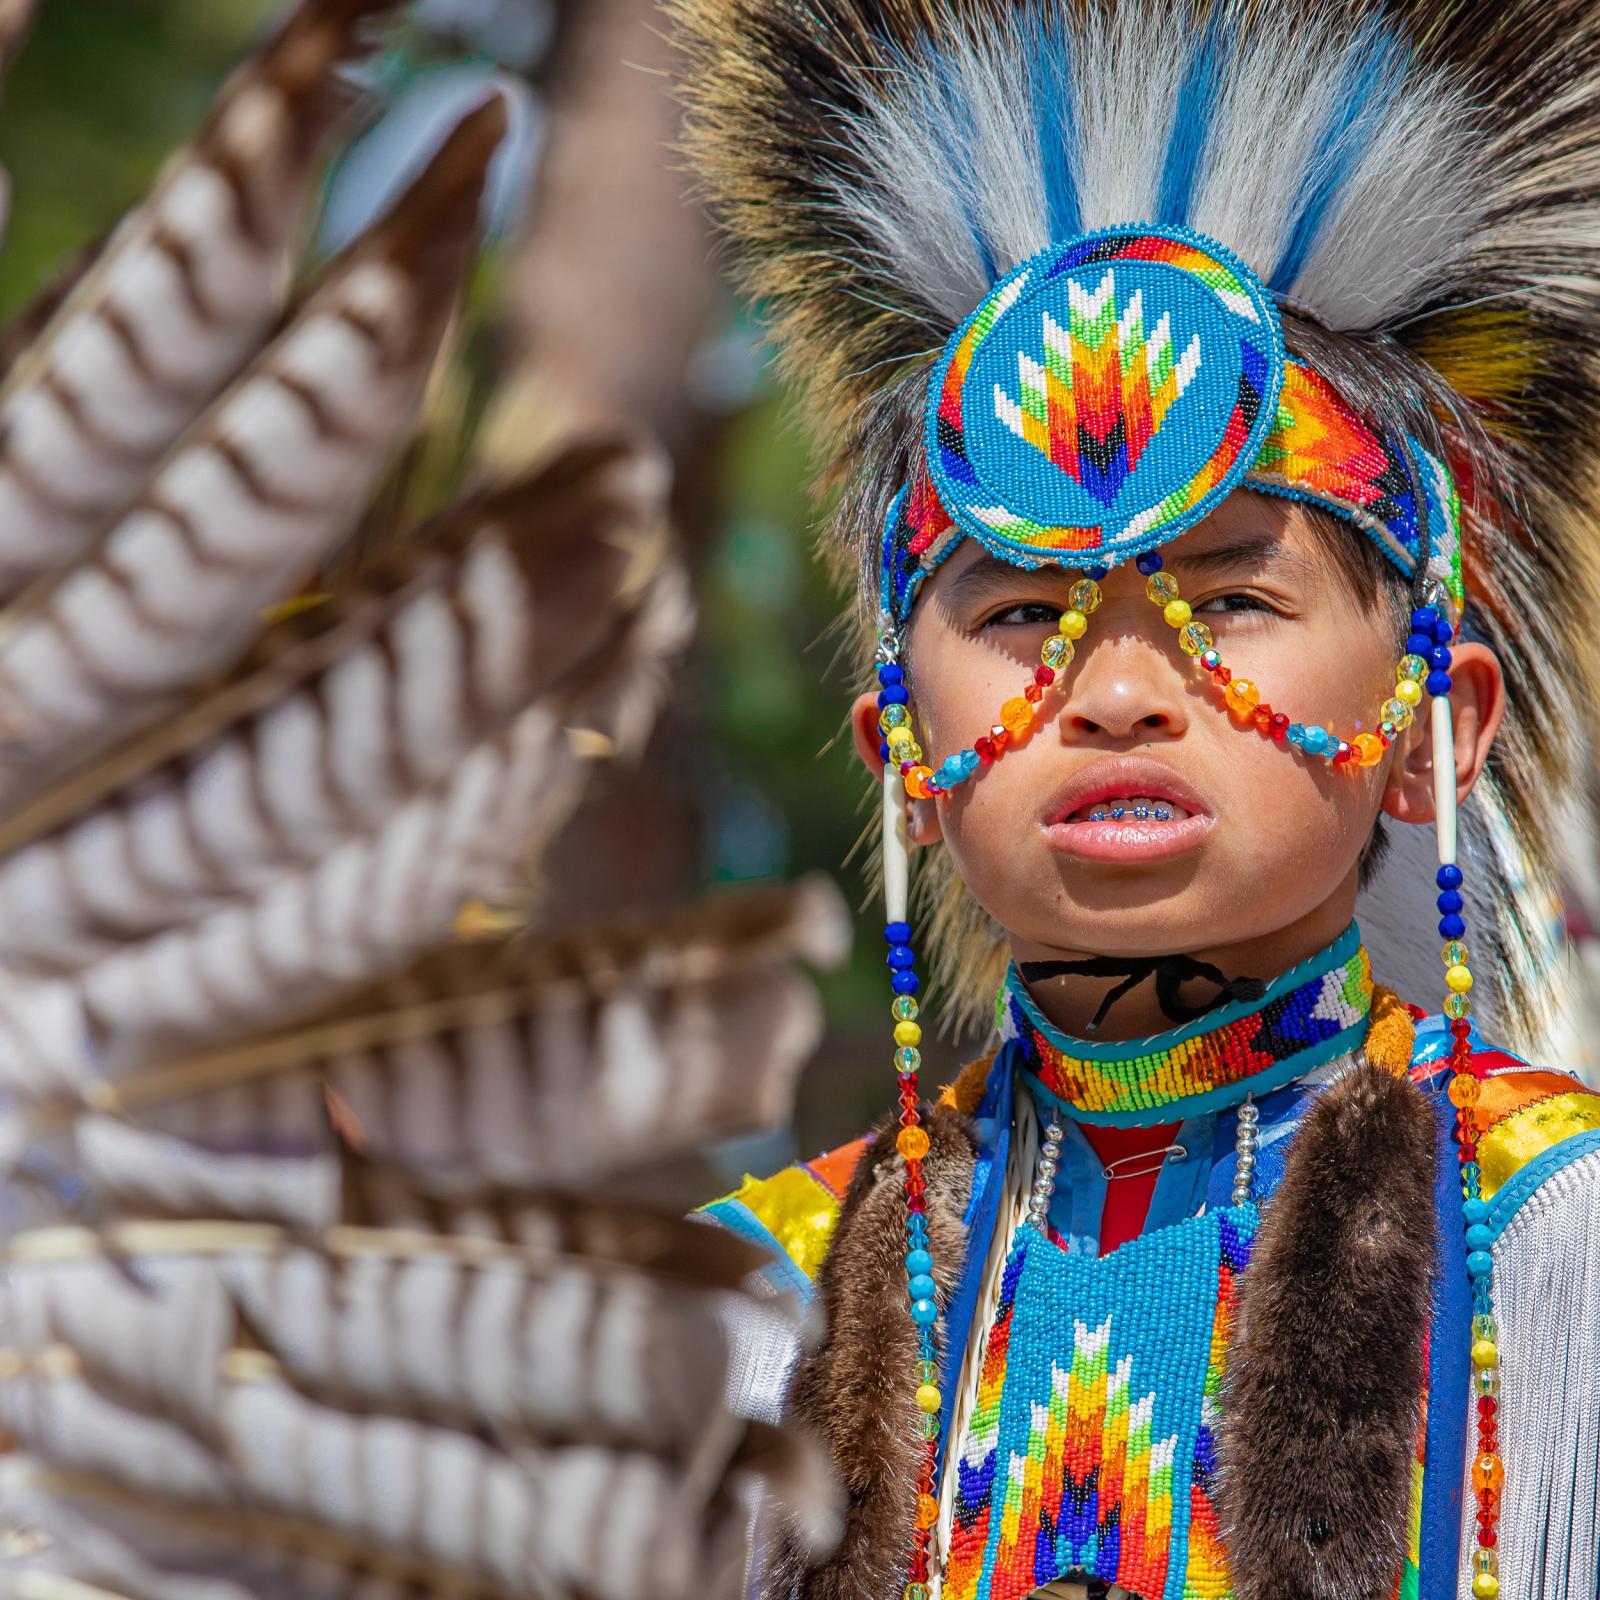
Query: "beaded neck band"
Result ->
[[1001, 925, 1372, 1127]]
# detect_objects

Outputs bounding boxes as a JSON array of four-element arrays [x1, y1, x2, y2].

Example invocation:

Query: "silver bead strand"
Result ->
[[1231, 1092, 1260, 1206], [1027, 1120, 1065, 1231]]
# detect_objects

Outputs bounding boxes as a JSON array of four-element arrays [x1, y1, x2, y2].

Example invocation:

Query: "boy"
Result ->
[[678, 3, 1600, 1597]]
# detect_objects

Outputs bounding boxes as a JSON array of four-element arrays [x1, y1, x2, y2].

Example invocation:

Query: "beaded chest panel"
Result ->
[[943, 1206, 1257, 1600]]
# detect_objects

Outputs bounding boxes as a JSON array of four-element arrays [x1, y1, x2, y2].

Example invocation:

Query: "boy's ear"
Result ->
[[849, 690, 944, 846], [1379, 641, 1505, 828]]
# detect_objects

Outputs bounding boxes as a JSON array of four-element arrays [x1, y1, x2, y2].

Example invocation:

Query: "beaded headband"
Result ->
[[874, 221, 1487, 1597], [879, 226, 1464, 628]]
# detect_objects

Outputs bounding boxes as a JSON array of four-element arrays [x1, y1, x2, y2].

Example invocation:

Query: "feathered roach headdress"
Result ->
[[673, 0, 1600, 1038]]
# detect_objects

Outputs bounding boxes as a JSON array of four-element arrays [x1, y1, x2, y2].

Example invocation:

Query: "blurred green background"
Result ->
[[0, 0, 969, 1171]]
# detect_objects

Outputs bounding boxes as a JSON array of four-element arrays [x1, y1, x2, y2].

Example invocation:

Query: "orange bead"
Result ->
[[1353, 733, 1386, 767], [1449, 1074, 1482, 1107], [1000, 696, 1034, 735], [897, 1126, 931, 1161], [914, 1493, 939, 1529], [1472, 1453, 1505, 1496], [1223, 678, 1260, 716], [903, 765, 934, 800]]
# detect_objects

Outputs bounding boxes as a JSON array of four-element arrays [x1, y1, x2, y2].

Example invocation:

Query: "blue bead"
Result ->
[[879, 740, 890, 761], [905, 1248, 933, 1276], [1086, 564, 1108, 580], [1439, 914, 1467, 939], [1465, 1223, 1493, 1252], [1429, 646, 1453, 671], [1286, 722, 1306, 747], [877, 663, 904, 687], [1425, 670, 1453, 697], [1404, 632, 1434, 657], [1466, 1250, 1494, 1279], [1303, 726, 1329, 755], [1437, 890, 1464, 914], [1135, 550, 1163, 575], [891, 971, 921, 996], [1433, 615, 1455, 646], [887, 946, 915, 970], [1437, 864, 1464, 889], [907, 1273, 937, 1301], [908, 1215, 929, 1240], [1410, 606, 1439, 634], [885, 921, 912, 945], [1462, 1197, 1489, 1225], [959, 749, 981, 775], [910, 1298, 939, 1326], [878, 685, 908, 707]]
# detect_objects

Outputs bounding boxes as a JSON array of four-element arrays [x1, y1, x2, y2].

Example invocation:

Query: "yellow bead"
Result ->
[[1163, 598, 1193, 628], [1395, 678, 1424, 707], [1041, 633, 1075, 670], [892, 995, 919, 1022], [1446, 964, 1474, 994], [1068, 578, 1102, 614], [1471, 1339, 1499, 1370], [915, 1383, 942, 1413], [1476, 1366, 1500, 1398], [1179, 620, 1214, 656], [894, 1020, 922, 1048], [880, 703, 910, 733], [1223, 678, 1260, 716], [1058, 609, 1088, 640], [1381, 697, 1415, 732], [1398, 653, 1429, 682], [1472, 1575, 1499, 1600], [1444, 993, 1471, 1020], [905, 1584, 932, 1600], [897, 1125, 931, 1161], [1000, 696, 1034, 735], [1146, 572, 1181, 605], [1443, 940, 1469, 965], [1473, 1548, 1498, 1580], [887, 724, 914, 749], [1353, 733, 1386, 766], [901, 740, 924, 766]]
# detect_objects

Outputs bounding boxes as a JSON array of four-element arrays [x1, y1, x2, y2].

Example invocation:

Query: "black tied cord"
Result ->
[[1018, 954, 1268, 1035]]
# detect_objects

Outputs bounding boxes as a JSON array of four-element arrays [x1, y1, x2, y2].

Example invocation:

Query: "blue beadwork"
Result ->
[[1136, 550, 1164, 575], [1426, 670, 1453, 697], [1438, 890, 1464, 914], [1438, 864, 1463, 889]]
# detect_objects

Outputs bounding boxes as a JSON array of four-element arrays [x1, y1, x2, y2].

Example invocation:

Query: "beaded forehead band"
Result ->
[[876, 222, 1496, 1598]]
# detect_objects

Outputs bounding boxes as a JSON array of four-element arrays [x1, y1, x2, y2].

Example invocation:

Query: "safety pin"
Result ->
[[1101, 1144, 1187, 1181]]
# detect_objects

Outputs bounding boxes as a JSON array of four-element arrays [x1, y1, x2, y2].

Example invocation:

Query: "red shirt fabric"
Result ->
[[1079, 1120, 1183, 1255]]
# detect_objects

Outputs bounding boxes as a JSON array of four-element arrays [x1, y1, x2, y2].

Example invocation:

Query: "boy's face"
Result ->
[[855, 492, 1503, 977]]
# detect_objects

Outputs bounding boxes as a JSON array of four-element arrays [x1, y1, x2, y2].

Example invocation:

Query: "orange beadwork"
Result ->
[[898, 1126, 931, 1161]]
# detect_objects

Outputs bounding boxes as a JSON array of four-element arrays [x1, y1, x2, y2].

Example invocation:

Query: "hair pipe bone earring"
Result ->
[[1433, 693, 1458, 867]]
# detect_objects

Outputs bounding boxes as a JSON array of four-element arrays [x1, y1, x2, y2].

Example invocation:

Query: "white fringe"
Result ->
[[1458, 1147, 1600, 1598]]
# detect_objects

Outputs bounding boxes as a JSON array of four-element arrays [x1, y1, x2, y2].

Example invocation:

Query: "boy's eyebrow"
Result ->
[[941, 552, 1061, 603], [1169, 532, 1313, 582]]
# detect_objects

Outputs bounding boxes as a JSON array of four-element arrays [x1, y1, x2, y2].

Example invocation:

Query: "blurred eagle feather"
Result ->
[[0, 3, 845, 1594]]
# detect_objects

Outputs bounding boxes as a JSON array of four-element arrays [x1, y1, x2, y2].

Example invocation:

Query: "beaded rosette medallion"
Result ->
[[944, 1206, 1256, 1600]]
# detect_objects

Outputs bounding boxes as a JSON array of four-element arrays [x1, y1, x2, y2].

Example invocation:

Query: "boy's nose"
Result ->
[[1059, 640, 1189, 743]]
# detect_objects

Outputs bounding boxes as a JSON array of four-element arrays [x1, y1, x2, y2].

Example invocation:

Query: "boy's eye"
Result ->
[[1193, 592, 1274, 615], [981, 601, 1061, 628]]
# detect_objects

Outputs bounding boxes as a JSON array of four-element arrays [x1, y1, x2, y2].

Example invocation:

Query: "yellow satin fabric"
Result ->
[[1478, 1090, 1600, 1200]]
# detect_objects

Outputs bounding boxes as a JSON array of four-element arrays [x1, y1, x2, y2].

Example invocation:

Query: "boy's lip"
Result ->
[[1040, 758, 1215, 864]]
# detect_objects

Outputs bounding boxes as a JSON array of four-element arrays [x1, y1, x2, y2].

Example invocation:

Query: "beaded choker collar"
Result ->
[[1000, 924, 1374, 1127]]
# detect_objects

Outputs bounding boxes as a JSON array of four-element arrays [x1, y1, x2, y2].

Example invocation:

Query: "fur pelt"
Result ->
[[766, 1102, 977, 1600], [1217, 1061, 1438, 1600]]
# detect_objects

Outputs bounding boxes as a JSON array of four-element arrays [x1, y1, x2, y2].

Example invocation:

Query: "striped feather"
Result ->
[[0, 0, 399, 590], [0, 93, 507, 803], [0, 440, 667, 975]]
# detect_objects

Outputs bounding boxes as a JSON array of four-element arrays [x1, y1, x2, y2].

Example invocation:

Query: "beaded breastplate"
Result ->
[[943, 1204, 1256, 1600]]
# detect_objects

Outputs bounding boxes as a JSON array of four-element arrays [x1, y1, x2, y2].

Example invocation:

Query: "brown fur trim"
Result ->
[[938, 1048, 998, 1117], [765, 1103, 977, 1600], [1217, 1059, 1436, 1600], [1364, 985, 1417, 1079]]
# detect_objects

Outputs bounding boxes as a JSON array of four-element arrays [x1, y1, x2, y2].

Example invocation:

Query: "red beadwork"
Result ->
[[1212, 665, 1231, 684], [1035, 666, 1056, 686], [1024, 684, 1044, 704], [975, 736, 995, 765]]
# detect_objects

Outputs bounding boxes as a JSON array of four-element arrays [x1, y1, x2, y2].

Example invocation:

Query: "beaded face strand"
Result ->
[[1130, 546, 1458, 768]]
